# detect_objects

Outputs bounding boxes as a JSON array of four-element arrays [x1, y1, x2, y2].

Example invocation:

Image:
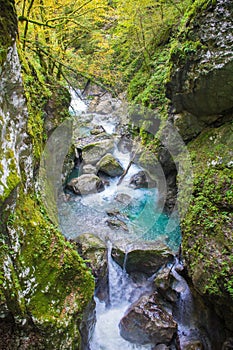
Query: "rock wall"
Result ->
[[0, 1, 94, 348], [167, 0, 233, 337]]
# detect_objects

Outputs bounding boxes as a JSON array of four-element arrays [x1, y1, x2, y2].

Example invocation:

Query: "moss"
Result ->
[[0, 148, 21, 202], [181, 122, 233, 301], [0, 0, 17, 65], [180, 0, 216, 29], [1, 192, 94, 347]]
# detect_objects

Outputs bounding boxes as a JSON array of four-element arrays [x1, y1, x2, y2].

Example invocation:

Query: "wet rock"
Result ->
[[90, 125, 105, 135], [97, 153, 124, 177], [154, 266, 178, 303], [82, 139, 115, 164], [75, 233, 108, 302], [180, 340, 204, 350], [107, 218, 128, 232], [66, 174, 104, 195], [111, 241, 174, 276], [114, 193, 132, 205], [80, 298, 96, 350], [130, 171, 149, 188], [119, 293, 177, 345]]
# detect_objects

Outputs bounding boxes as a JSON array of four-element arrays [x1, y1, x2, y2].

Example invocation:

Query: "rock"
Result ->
[[167, 0, 233, 118], [95, 100, 113, 114], [154, 266, 178, 303], [222, 338, 233, 350], [111, 241, 174, 276], [114, 193, 132, 205], [90, 125, 105, 135], [119, 293, 177, 345], [107, 218, 128, 232], [180, 340, 204, 350], [97, 153, 124, 177], [67, 174, 104, 195], [80, 164, 97, 175], [75, 233, 108, 301], [173, 112, 204, 142], [130, 171, 149, 188], [153, 345, 169, 350], [82, 139, 115, 165]]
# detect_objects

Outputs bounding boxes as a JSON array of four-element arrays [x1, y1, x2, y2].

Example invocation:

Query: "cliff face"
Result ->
[[0, 1, 94, 348], [167, 0, 233, 333]]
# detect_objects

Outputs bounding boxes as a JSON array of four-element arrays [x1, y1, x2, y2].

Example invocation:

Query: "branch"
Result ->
[[26, 41, 117, 95], [18, 16, 55, 28]]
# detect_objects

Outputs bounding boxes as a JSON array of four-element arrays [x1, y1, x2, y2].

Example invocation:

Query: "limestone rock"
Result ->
[[119, 293, 177, 345], [97, 153, 124, 177], [129, 171, 149, 188], [180, 340, 204, 350], [67, 174, 104, 195], [80, 164, 97, 175], [154, 266, 178, 303], [75, 233, 108, 301], [82, 139, 115, 165], [114, 193, 132, 205], [111, 241, 174, 276], [95, 99, 113, 114], [167, 0, 233, 118], [90, 125, 105, 135]]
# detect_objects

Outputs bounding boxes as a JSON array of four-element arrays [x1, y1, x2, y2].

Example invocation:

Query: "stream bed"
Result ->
[[56, 90, 214, 350]]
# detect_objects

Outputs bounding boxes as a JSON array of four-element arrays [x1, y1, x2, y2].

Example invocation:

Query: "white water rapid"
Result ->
[[59, 89, 182, 350], [90, 242, 153, 350]]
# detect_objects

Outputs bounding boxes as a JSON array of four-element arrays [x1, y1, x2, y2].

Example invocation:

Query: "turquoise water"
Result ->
[[121, 188, 181, 251], [59, 183, 181, 252]]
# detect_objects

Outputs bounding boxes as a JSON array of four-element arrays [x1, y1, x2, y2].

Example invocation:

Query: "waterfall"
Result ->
[[90, 243, 153, 350], [171, 260, 212, 350]]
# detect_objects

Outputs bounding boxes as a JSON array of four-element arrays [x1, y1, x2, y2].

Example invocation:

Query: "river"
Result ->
[[56, 89, 212, 350]]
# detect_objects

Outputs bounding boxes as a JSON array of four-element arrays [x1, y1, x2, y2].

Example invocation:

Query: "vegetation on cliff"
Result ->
[[0, 0, 233, 346], [0, 1, 94, 348]]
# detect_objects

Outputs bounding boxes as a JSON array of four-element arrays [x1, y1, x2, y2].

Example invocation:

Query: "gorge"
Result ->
[[0, 0, 233, 349]]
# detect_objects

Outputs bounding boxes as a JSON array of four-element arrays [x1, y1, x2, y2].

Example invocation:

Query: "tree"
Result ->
[[16, 0, 119, 88]]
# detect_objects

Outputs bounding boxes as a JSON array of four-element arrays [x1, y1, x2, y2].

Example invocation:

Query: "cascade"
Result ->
[[57, 89, 187, 349]]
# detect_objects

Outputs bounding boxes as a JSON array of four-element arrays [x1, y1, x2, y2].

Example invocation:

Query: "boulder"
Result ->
[[114, 193, 132, 205], [67, 174, 104, 195], [111, 241, 174, 276], [80, 164, 97, 175], [97, 153, 124, 177], [95, 100, 113, 114], [75, 233, 108, 301], [107, 218, 128, 232], [82, 139, 115, 164], [90, 125, 105, 135], [154, 266, 178, 303], [129, 171, 149, 188], [119, 293, 177, 345], [180, 340, 204, 350]]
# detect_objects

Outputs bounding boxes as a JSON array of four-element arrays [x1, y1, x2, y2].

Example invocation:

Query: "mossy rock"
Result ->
[[82, 139, 115, 165], [97, 153, 124, 177], [75, 233, 108, 301], [0, 194, 95, 348], [181, 122, 233, 329], [67, 174, 105, 195]]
